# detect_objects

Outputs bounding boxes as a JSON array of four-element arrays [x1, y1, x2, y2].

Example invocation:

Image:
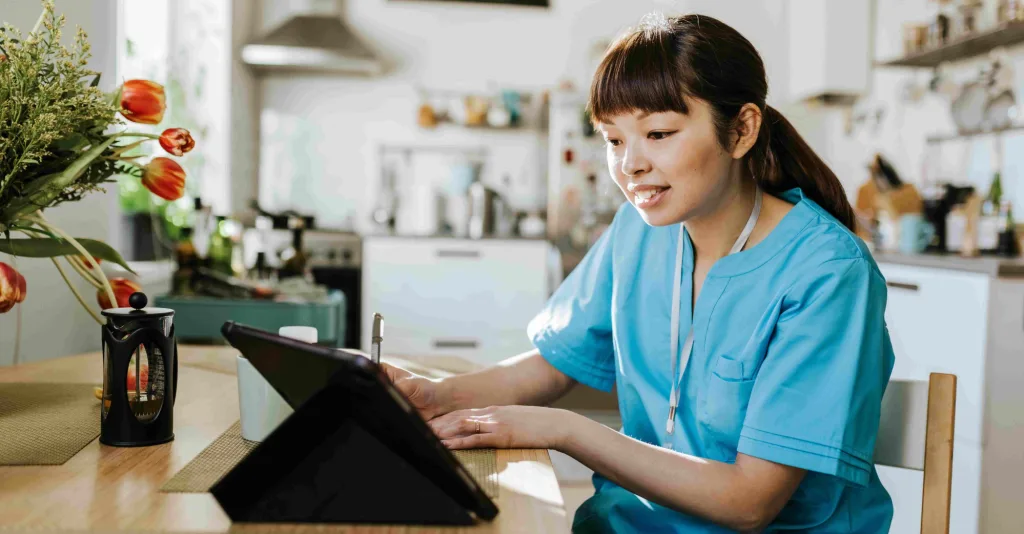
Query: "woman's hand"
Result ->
[[428, 405, 578, 450], [380, 362, 450, 420]]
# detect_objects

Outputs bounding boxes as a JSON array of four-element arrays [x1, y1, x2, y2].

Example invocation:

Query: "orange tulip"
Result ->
[[158, 128, 195, 157], [97, 278, 142, 310], [0, 262, 27, 314], [120, 79, 166, 125], [142, 157, 186, 201]]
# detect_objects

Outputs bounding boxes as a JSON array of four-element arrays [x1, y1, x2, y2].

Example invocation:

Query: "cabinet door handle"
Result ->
[[436, 249, 481, 259], [886, 280, 920, 292], [433, 339, 479, 349]]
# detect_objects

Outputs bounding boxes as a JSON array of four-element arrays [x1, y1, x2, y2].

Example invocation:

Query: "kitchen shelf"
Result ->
[[926, 124, 1024, 143], [878, 21, 1024, 68]]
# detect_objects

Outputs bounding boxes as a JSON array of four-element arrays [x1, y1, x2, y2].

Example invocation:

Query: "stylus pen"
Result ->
[[371, 313, 383, 365]]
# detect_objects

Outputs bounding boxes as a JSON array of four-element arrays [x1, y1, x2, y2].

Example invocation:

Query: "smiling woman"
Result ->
[[383, 11, 895, 534]]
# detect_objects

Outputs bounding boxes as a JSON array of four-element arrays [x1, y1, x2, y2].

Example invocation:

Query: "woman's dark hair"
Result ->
[[588, 13, 856, 231]]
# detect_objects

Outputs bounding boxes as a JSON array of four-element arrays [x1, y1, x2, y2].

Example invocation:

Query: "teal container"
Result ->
[[154, 291, 346, 347]]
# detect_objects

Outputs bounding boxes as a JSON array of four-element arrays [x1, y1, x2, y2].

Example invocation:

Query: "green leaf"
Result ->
[[0, 237, 135, 273], [52, 133, 89, 152], [0, 136, 118, 221]]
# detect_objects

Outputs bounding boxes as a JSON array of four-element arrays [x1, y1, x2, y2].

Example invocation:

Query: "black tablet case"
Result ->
[[212, 321, 497, 525]]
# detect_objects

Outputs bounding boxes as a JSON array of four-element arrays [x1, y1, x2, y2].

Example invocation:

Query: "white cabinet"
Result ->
[[362, 237, 555, 365], [876, 262, 1024, 533], [786, 0, 870, 103]]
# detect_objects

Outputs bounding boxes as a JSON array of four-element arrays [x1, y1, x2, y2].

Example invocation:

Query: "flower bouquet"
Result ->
[[0, 1, 195, 323]]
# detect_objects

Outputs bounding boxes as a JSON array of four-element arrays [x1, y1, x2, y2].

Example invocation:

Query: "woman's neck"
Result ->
[[684, 177, 759, 264]]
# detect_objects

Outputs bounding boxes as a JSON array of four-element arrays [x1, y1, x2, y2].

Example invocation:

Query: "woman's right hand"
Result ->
[[380, 362, 450, 420]]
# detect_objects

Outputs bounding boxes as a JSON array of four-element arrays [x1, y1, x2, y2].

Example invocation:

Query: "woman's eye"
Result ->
[[648, 131, 675, 140], [605, 139, 621, 147]]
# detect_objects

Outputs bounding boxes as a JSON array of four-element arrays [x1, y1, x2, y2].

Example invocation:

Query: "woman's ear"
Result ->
[[730, 103, 762, 159]]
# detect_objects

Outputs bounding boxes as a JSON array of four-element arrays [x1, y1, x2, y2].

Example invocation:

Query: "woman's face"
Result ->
[[598, 98, 735, 227]]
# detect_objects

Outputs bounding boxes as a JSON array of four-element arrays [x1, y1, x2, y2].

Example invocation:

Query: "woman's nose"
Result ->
[[621, 146, 651, 176]]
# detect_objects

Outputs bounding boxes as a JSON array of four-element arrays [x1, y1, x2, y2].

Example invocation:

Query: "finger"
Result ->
[[434, 416, 480, 439], [379, 362, 407, 383], [428, 411, 468, 435], [443, 433, 495, 450]]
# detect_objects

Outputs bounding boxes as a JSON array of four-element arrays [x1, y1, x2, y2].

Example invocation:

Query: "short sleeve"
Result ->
[[526, 210, 624, 392], [737, 258, 892, 487]]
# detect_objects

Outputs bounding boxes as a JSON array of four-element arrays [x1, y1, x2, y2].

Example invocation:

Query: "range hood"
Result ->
[[242, 1, 382, 76]]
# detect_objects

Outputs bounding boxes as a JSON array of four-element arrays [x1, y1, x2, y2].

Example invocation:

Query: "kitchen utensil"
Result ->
[[984, 89, 1017, 130], [100, 292, 177, 447], [952, 81, 989, 132], [899, 214, 935, 254], [468, 181, 508, 239]]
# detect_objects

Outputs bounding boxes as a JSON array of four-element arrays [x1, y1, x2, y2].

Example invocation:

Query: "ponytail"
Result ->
[[747, 106, 856, 231]]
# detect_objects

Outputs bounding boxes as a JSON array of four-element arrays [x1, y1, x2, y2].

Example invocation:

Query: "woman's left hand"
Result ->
[[428, 405, 577, 450]]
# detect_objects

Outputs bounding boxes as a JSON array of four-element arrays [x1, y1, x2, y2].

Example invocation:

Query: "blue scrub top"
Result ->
[[528, 189, 895, 533]]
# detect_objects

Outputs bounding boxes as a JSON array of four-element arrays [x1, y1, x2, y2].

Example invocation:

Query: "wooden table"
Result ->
[[0, 346, 568, 533]]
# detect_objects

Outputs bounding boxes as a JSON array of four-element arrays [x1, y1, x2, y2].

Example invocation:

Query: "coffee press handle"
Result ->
[[172, 337, 178, 405]]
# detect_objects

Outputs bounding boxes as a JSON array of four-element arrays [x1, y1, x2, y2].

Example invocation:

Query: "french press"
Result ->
[[100, 292, 177, 446]]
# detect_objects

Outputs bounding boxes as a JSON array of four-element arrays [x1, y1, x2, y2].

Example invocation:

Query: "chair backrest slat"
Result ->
[[921, 373, 956, 534], [873, 373, 956, 534]]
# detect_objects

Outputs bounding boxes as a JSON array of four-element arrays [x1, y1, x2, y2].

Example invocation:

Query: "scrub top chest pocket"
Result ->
[[699, 353, 760, 460]]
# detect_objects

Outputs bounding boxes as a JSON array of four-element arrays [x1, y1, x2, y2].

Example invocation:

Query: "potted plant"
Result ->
[[0, 1, 196, 322]]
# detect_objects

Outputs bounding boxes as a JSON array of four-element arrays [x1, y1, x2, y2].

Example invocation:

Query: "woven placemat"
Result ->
[[0, 383, 100, 466], [161, 421, 498, 498]]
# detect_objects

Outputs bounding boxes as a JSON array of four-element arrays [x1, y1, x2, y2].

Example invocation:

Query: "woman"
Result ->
[[385, 13, 894, 533]]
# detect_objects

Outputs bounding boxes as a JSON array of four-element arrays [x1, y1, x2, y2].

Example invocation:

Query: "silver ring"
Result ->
[[475, 421, 480, 433]]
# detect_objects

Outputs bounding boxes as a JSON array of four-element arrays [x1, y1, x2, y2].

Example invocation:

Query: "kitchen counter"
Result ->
[[871, 251, 1024, 278], [362, 232, 550, 242]]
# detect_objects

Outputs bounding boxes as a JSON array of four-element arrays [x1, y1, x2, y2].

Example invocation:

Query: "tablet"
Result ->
[[219, 321, 499, 522]]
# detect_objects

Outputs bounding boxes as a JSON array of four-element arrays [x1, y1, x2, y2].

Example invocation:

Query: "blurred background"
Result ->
[[5, 1, 1024, 531]]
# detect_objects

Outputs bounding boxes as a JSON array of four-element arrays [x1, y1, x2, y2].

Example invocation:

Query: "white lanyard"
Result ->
[[666, 186, 762, 436]]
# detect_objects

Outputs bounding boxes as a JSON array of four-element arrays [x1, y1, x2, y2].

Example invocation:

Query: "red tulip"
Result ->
[[97, 278, 142, 310], [0, 262, 26, 314], [158, 128, 195, 157], [120, 79, 166, 125], [142, 157, 186, 200]]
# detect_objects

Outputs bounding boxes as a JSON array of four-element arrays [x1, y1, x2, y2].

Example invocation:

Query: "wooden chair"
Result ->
[[875, 373, 957, 534]]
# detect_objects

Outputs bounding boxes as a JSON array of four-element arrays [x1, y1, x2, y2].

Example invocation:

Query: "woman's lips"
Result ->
[[634, 187, 669, 210]]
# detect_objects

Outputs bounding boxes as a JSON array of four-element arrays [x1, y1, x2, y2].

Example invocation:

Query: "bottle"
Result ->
[[997, 201, 1020, 257], [979, 172, 1003, 253], [279, 221, 307, 280], [172, 227, 197, 295], [192, 198, 213, 262], [207, 216, 234, 276]]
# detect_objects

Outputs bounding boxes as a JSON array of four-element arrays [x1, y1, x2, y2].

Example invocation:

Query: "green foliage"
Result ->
[[0, 1, 140, 225]]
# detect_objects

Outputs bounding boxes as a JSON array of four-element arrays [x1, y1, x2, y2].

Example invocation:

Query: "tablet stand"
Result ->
[[210, 376, 476, 525]]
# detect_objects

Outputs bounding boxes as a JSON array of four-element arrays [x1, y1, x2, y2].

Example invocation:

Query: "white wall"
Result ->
[[250, 0, 789, 231], [0, 0, 120, 365], [786, 0, 1024, 211]]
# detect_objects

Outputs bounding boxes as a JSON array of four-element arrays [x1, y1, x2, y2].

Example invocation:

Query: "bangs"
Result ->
[[588, 15, 691, 124]]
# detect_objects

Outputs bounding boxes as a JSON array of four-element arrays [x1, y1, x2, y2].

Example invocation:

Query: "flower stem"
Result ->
[[51, 258, 104, 325], [67, 255, 104, 290], [23, 214, 117, 308], [111, 139, 148, 158], [111, 132, 161, 140]]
